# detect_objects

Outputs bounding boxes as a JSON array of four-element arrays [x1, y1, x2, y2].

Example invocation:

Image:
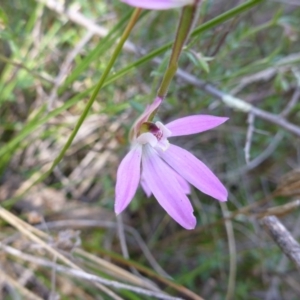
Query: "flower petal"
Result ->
[[115, 146, 142, 214], [158, 144, 228, 201], [121, 0, 194, 10], [166, 115, 228, 137], [141, 176, 152, 197], [141, 166, 190, 197], [156, 121, 172, 138], [175, 172, 191, 195], [136, 132, 157, 147], [141, 169, 190, 197], [142, 145, 196, 229]]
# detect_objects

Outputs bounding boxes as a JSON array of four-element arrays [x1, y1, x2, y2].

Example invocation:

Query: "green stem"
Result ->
[[191, 0, 264, 38], [156, 0, 264, 99], [106, 0, 263, 90], [170, 5, 198, 67], [51, 7, 140, 169], [157, 4, 199, 98], [4, 8, 141, 208]]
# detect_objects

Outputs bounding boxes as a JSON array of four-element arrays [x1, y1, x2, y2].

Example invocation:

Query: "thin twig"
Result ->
[[244, 112, 255, 164], [116, 214, 145, 280], [0, 268, 43, 300], [0, 54, 54, 83], [281, 87, 300, 117], [176, 70, 300, 137], [256, 199, 300, 218], [36, 0, 136, 52], [117, 214, 130, 260], [50, 256, 58, 300], [0, 244, 183, 300], [47, 30, 94, 110], [260, 216, 300, 269], [220, 202, 236, 300], [36, 219, 171, 278], [75, 249, 159, 291], [226, 131, 284, 179], [263, 213, 300, 299], [35, 219, 202, 300], [0, 206, 123, 300]]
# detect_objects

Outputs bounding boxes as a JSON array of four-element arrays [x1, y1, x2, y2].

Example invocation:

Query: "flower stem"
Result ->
[[157, 3, 201, 98], [4, 8, 142, 208]]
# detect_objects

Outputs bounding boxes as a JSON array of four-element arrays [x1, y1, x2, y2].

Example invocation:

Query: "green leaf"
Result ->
[[185, 50, 214, 73], [0, 7, 8, 29]]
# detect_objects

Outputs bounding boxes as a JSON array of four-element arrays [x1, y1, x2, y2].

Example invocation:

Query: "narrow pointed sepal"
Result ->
[[115, 146, 142, 214], [158, 144, 228, 202], [142, 145, 196, 229], [166, 115, 228, 137]]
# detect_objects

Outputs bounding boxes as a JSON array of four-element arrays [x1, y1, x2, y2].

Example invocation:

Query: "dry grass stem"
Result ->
[[261, 216, 300, 269]]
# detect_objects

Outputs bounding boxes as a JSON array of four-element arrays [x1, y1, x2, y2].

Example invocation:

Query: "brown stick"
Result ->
[[261, 216, 300, 269]]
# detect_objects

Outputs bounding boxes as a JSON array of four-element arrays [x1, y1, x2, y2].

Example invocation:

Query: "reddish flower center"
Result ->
[[140, 122, 163, 141], [153, 130, 163, 141]]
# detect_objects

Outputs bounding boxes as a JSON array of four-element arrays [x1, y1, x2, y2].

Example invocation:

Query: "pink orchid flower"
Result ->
[[115, 97, 228, 229], [120, 0, 194, 10]]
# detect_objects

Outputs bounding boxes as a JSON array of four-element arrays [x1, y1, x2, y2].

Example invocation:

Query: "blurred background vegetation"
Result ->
[[0, 0, 300, 299]]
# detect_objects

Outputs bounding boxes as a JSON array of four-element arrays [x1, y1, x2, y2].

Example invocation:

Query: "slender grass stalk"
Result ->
[[220, 202, 237, 300], [3, 8, 142, 207], [50, 7, 140, 169]]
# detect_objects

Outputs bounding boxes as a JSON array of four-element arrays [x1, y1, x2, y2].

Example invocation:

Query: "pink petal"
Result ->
[[121, 0, 193, 10], [158, 144, 228, 201], [141, 177, 152, 197], [166, 115, 228, 137], [115, 146, 142, 214], [141, 167, 190, 197], [175, 172, 191, 195], [142, 145, 196, 229]]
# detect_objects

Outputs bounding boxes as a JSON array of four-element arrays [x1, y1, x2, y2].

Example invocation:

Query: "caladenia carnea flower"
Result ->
[[120, 0, 195, 10], [115, 97, 228, 230]]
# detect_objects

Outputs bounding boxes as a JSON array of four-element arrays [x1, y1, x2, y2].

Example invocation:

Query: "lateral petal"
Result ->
[[142, 145, 196, 229], [166, 115, 228, 137], [115, 146, 142, 214], [158, 144, 228, 201]]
